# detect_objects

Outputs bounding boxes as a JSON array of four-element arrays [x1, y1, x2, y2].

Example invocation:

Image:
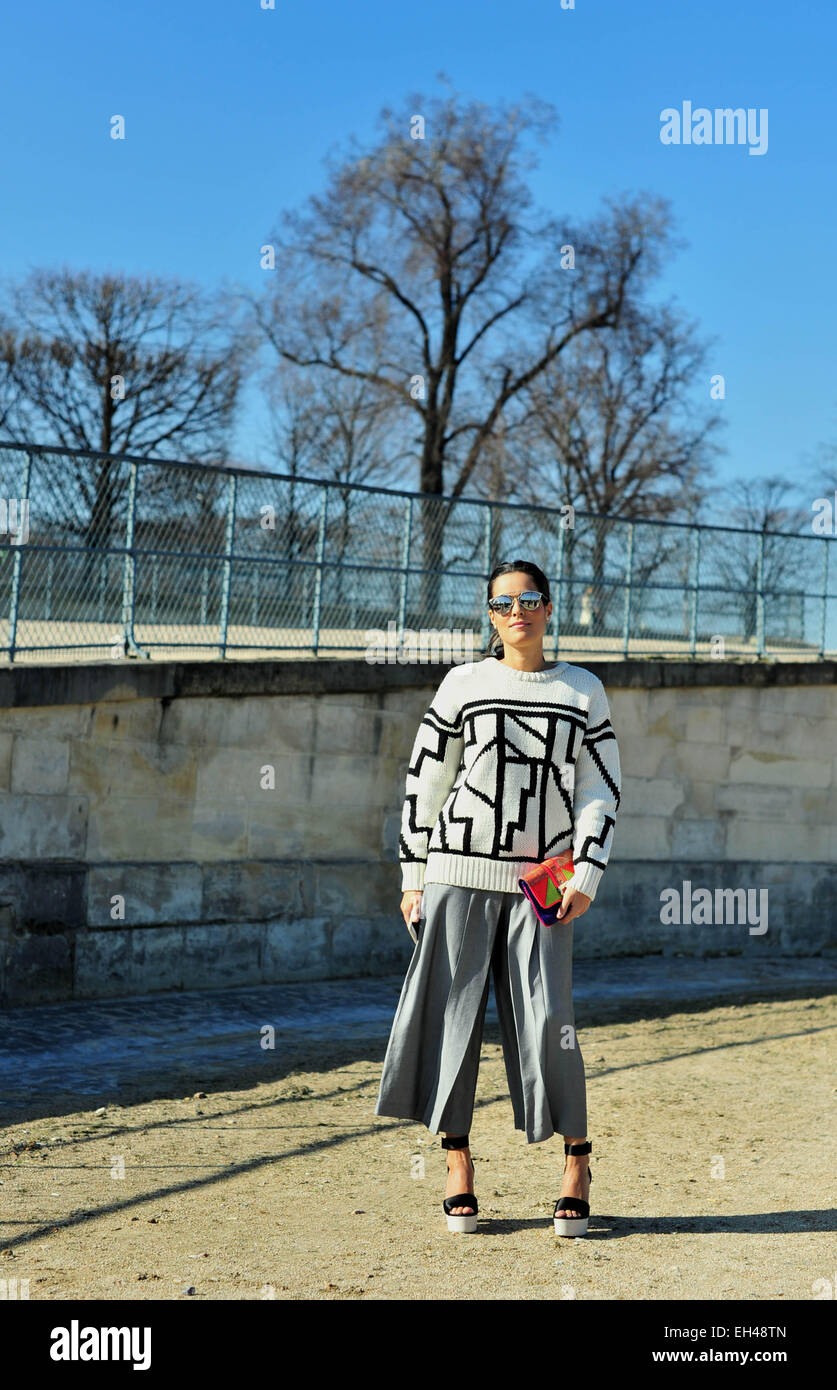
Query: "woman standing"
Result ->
[[374, 559, 621, 1235]]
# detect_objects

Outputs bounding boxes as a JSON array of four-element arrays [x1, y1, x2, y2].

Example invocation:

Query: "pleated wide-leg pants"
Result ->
[[373, 880, 587, 1144]]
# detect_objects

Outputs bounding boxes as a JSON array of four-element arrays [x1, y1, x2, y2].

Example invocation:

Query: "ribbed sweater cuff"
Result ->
[[567, 861, 604, 902], [401, 862, 426, 892]]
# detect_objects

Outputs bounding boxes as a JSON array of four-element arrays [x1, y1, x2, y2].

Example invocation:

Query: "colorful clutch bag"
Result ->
[[518, 850, 575, 926]]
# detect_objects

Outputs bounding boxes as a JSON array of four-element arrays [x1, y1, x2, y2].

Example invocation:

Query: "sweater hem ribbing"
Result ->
[[421, 851, 603, 898], [402, 853, 605, 899]]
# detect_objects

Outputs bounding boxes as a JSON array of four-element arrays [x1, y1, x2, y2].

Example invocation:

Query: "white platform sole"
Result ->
[[445, 1212, 478, 1233], [554, 1214, 589, 1237]]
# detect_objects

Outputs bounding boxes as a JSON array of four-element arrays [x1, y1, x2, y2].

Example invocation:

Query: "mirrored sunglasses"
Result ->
[[487, 590, 546, 615]]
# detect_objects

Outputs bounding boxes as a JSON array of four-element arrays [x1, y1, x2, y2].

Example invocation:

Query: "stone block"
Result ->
[[0, 733, 13, 790], [86, 797, 194, 861], [311, 860, 396, 918], [664, 742, 732, 783], [774, 687, 835, 718], [0, 861, 86, 933], [727, 819, 831, 860], [75, 925, 183, 997], [201, 860, 303, 923], [608, 688, 649, 737], [245, 817, 305, 859], [331, 915, 410, 975], [646, 690, 690, 737], [87, 861, 203, 927], [69, 739, 198, 801], [678, 780, 717, 818], [715, 783, 793, 818], [381, 810, 402, 855], [606, 735, 671, 779], [89, 701, 163, 742], [620, 777, 686, 817], [728, 750, 830, 788], [685, 707, 724, 743], [0, 706, 92, 738], [264, 917, 329, 979], [608, 815, 671, 857], [313, 702, 382, 755], [157, 697, 231, 748], [248, 803, 382, 859], [779, 716, 837, 759], [189, 803, 249, 859], [11, 736, 70, 794], [0, 794, 88, 858], [2, 929, 73, 1004], [179, 922, 264, 990], [194, 748, 308, 804], [309, 753, 401, 807], [245, 696, 317, 753], [671, 818, 727, 857], [377, 709, 420, 758]]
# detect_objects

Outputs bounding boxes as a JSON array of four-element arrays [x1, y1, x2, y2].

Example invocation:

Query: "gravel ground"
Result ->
[[1, 990, 834, 1301]]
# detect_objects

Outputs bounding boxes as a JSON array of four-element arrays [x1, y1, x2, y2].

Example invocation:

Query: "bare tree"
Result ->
[[0, 267, 247, 546], [0, 322, 24, 437], [263, 357, 410, 490], [482, 302, 725, 633], [243, 84, 684, 610], [705, 476, 814, 647], [508, 302, 723, 520]]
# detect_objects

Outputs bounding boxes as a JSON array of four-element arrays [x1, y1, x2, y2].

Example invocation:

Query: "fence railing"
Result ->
[[0, 440, 834, 663]]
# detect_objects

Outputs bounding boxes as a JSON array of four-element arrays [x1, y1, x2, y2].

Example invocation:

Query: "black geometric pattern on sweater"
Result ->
[[580, 722, 621, 811], [399, 702, 466, 862], [398, 830, 426, 865], [429, 704, 592, 863], [575, 813, 616, 869]]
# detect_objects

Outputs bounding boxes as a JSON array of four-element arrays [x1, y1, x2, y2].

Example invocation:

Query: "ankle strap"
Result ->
[[441, 1134, 470, 1149], [564, 1140, 592, 1156]]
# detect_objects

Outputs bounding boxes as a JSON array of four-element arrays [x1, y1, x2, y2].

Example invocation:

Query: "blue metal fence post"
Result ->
[[98, 554, 107, 623], [755, 531, 765, 657], [688, 526, 701, 657], [622, 522, 634, 657], [481, 504, 493, 651], [219, 471, 238, 658], [311, 485, 328, 656], [553, 518, 565, 658], [7, 450, 33, 663], [818, 537, 829, 658], [397, 495, 413, 654], [120, 460, 150, 658]]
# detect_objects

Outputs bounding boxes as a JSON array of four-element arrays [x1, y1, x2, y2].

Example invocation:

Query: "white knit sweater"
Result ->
[[399, 656, 621, 901]]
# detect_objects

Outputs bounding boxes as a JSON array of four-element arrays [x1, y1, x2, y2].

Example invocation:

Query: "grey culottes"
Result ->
[[373, 881, 587, 1144]]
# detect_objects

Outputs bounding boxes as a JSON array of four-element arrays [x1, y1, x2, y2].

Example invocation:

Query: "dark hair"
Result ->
[[484, 559, 552, 660]]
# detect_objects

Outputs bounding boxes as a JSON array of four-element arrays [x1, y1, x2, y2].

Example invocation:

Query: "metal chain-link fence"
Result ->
[[0, 441, 834, 663]]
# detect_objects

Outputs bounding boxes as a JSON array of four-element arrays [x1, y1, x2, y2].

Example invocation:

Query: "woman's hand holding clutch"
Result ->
[[401, 889, 423, 941], [555, 885, 591, 923]]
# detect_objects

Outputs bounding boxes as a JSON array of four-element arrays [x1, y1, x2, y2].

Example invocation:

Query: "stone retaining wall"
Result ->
[[1, 657, 835, 1004]]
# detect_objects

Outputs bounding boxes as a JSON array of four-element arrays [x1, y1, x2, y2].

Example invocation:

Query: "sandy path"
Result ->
[[1, 993, 834, 1300]]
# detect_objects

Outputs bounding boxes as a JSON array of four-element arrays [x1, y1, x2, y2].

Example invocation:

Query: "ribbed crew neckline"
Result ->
[[484, 656, 566, 683]]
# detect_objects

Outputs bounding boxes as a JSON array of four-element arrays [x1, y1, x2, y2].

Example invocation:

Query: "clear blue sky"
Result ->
[[1, 0, 835, 491]]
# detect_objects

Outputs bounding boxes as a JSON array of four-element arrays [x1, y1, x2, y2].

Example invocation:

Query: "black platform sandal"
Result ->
[[441, 1134, 478, 1233], [553, 1140, 593, 1237]]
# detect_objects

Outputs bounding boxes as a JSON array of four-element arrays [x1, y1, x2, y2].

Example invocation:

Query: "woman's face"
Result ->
[[489, 571, 552, 653]]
